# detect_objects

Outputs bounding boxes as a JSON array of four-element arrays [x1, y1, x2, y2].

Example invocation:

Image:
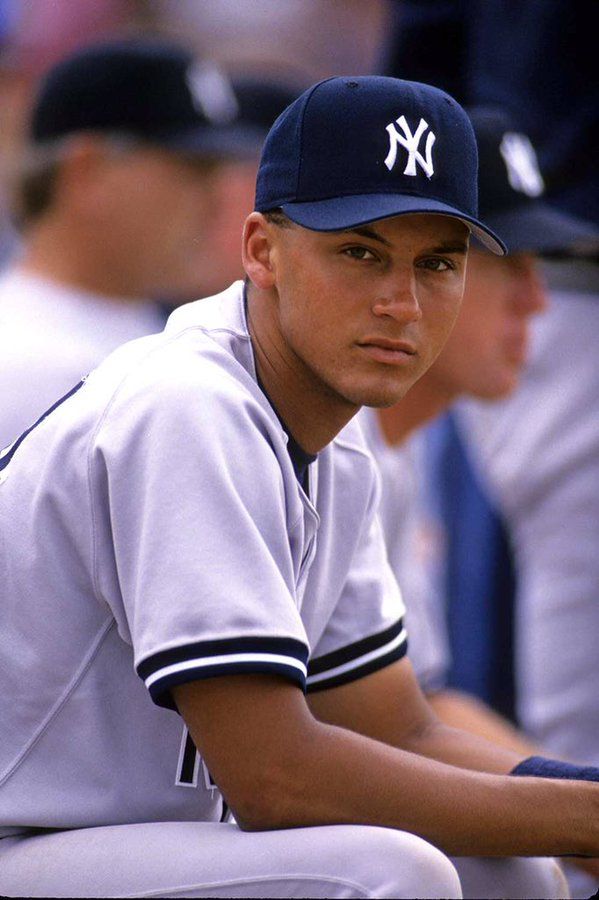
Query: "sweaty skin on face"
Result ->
[[245, 213, 469, 452]]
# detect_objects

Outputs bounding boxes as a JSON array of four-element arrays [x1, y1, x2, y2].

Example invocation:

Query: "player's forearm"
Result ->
[[308, 663, 526, 775], [174, 676, 599, 857], [426, 688, 540, 757], [240, 718, 599, 859], [398, 712, 526, 774], [417, 694, 599, 873]]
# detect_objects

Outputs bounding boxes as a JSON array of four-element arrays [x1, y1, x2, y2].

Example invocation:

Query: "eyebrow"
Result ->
[[428, 241, 469, 254], [340, 227, 469, 255], [342, 226, 393, 247]]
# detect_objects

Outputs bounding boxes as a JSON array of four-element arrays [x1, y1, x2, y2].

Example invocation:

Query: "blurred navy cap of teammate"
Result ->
[[30, 39, 298, 161], [470, 107, 599, 256]]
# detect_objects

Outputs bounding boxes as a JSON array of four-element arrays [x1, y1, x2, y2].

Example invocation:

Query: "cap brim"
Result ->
[[155, 124, 267, 160], [483, 202, 599, 256], [280, 194, 506, 255]]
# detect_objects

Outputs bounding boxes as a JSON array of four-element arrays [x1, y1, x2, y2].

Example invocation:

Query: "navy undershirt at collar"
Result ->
[[282, 429, 317, 495], [244, 282, 317, 493]]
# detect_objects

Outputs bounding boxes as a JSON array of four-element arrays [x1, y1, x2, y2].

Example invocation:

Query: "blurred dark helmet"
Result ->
[[30, 39, 299, 160], [471, 107, 599, 256]]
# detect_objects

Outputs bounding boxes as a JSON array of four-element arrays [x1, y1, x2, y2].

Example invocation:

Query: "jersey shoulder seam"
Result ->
[[0, 618, 115, 786], [167, 323, 252, 342]]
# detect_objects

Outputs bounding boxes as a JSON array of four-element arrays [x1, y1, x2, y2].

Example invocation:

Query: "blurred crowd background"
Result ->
[[0, 2, 597, 897]]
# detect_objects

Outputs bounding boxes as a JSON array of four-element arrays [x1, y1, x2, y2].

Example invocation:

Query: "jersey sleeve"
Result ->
[[89, 357, 309, 710], [307, 459, 408, 693]]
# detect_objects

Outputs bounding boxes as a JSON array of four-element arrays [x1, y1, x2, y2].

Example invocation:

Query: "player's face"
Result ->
[[259, 214, 469, 409], [424, 249, 547, 399], [89, 146, 215, 297]]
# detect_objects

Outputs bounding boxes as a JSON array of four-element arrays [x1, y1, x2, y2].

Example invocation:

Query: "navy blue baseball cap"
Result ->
[[471, 107, 599, 256], [30, 40, 298, 159], [255, 75, 506, 255]]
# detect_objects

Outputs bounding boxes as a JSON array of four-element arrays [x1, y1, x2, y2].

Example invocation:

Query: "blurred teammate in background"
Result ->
[[360, 106, 599, 890], [383, 9, 599, 895], [363, 105, 597, 713], [170, 77, 300, 303], [0, 39, 296, 447], [455, 197, 599, 900]]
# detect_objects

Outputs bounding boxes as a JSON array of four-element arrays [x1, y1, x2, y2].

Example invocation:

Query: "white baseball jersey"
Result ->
[[359, 409, 450, 693], [0, 267, 166, 449], [457, 289, 599, 767], [0, 280, 406, 837]]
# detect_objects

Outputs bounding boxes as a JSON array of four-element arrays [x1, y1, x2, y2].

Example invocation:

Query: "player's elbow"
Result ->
[[227, 761, 313, 831], [232, 795, 283, 831]]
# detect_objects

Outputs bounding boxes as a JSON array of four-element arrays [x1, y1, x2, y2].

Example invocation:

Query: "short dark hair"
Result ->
[[262, 208, 294, 229], [15, 159, 60, 228]]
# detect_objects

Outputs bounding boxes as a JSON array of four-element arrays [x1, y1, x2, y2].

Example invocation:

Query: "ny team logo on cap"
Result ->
[[185, 61, 239, 124], [499, 132, 544, 197], [384, 115, 436, 178], [254, 75, 506, 253]]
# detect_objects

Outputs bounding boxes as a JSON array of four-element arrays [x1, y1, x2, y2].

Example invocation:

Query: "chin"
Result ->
[[345, 384, 411, 409], [465, 357, 526, 401], [328, 367, 420, 409]]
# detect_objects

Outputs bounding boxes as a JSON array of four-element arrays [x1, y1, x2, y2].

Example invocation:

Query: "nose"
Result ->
[[511, 254, 548, 316], [371, 270, 423, 323]]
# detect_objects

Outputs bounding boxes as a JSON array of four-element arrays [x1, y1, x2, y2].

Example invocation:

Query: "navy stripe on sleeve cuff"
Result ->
[[306, 618, 407, 693], [137, 635, 309, 710]]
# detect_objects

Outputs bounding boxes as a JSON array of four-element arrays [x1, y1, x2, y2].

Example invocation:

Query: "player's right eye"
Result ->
[[342, 246, 378, 261]]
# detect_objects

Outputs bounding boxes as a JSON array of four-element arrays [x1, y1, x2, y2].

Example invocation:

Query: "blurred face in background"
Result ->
[[82, 143, 217, 298], [184, 157, 259, 300], [24, 136, 218, 299], [423, 248, 548, 400], [22, 135, 263, 302]]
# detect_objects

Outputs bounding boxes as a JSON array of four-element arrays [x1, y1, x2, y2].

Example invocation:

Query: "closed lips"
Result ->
[[358, 338, 416, 354]]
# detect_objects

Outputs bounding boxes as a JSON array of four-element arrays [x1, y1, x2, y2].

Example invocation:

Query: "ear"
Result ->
[[59, 135, 108, 182], [56, 135, 115, 218], [242, 212, 277, 290]]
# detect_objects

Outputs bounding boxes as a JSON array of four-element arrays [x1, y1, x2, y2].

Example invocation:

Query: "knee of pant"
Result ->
[[456, 857, 569, 900], [499, 857, 569, 900], [345, 827, 462, 899], [522, 859, 569, 900]]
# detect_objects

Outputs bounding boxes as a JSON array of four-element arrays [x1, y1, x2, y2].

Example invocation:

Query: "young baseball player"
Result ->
[[1, 75, 598, 899]]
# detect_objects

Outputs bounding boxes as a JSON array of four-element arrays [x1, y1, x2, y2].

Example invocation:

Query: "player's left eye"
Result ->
[[417, 257, 456, 272], [343, 246, 378, 261]]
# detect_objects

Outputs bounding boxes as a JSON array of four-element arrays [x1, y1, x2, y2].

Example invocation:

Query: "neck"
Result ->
[[246, 283, 357, 455], [19, 218, 143, 301], [376, 369, 456, 446]]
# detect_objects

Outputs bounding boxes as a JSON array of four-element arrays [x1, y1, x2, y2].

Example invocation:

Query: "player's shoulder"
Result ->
[[163, 280, 249, 341], [326, 411, 381, 499], [87, 282, 272, 439], [333, 411, 379, 465]]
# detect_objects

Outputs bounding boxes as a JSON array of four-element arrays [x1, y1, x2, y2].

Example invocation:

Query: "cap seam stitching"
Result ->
[[295, 77, 338, 199]]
